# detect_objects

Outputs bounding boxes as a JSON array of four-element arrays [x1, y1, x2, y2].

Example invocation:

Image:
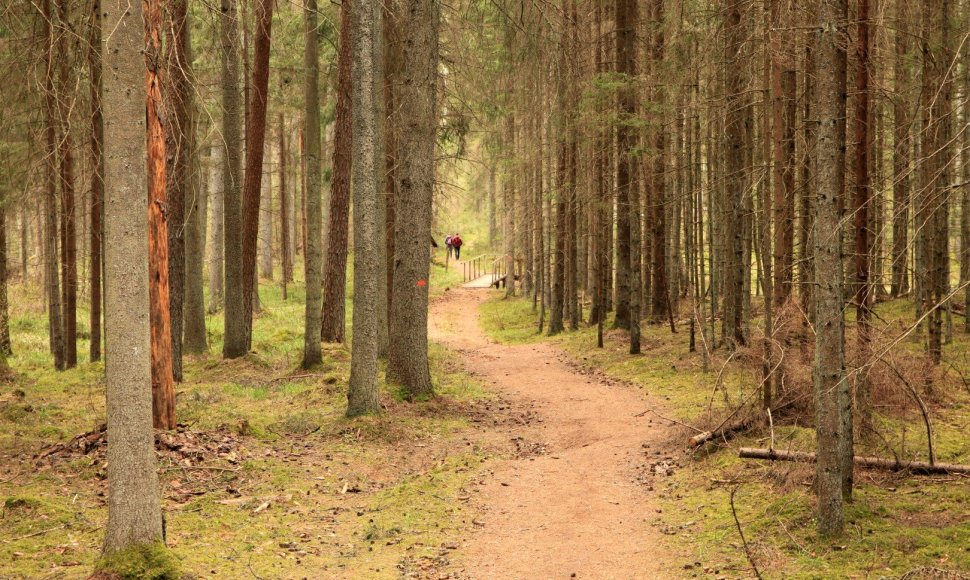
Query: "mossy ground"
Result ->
[[0, 262, 491, 579], [480, 292, 970, 578]]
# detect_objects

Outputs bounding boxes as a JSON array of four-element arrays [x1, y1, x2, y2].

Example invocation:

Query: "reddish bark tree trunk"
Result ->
[[88, 0, 104, 363], [239, 0, 275, 351], [146, 0, 175, 430]]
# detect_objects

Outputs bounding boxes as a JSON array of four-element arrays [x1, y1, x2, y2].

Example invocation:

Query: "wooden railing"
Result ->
[[462, 254, 494, 282]]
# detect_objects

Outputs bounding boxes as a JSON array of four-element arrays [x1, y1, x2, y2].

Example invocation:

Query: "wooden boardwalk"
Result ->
[[463, 274, 495, 289]]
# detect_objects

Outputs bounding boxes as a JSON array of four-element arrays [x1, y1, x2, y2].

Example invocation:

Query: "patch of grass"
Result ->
[[95, 541, 180, 580]]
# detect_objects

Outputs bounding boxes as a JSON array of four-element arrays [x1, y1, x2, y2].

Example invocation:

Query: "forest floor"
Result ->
[[430, 287, 684, 578]]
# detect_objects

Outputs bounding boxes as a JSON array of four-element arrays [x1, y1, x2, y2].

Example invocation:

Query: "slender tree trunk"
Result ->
[[146, 0, 176, 430], [921, 0, 952, 365], [771, 0, 795, 307], [813, 0, 850, 537], [0, 204, 10, 357], [207, 144, 225, 314], [259, 156, 273, 280], [236, 0, 274, 354], [42, 0, 64, 371], [613, 0, 631, 331], [101, 0, 165, 555], [279, 114, 291, 299], [88, 0, 104, 363], [165, 0, 192, 381], [722, 0, 747, 348], [221, 0, 246, 358], [616, 0, 639, 350], [387, 0, 439, 399], [57, 0, 77, 369], [182, 20, 207, 354], [302, 0, 324, 367], [347, 0, 381, 416], [322, 0, 354, 344], [890, 2, 911, 298], [649, 0, 667, 325], [853, 0, 873, 421]]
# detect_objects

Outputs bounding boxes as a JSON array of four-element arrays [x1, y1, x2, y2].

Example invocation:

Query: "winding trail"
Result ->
[[430, 285, 683, 579]]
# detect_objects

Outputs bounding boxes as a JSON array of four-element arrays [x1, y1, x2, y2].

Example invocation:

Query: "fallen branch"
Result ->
[[738, 448, 970, 475], [689, 419, 753, 448], [729, 486, 762, 580]]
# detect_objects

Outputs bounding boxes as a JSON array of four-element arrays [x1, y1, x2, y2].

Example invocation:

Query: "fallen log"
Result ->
[[739, 448, 970, 475]]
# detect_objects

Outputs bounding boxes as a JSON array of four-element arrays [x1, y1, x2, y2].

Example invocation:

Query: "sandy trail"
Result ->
[[430, 287, 681, 580]]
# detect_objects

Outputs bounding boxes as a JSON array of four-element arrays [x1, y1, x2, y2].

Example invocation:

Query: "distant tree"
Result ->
[[322, 0, 354, 344], [302, 0, 324, 368]]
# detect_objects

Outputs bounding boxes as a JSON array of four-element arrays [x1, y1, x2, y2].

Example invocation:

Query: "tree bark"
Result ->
[[221, 0, 246, 358], [207, 143, 225, 314], [57, 0, 77, 369], [347, 0, 382, 417], [321, 0, 354, 344], [88, 0, 104, 363], [165, 0, 192, 380], [42, 0, 65, 371], [0, 204, 10, 356], [302, 0, 324, 368], [182, 16, 207, 355], [146, 0, 176, 430], [890, 3, 911, 298], [101, 0, 165, 553], [722, 0, 747, 348], [812, 0, 851, 537], [853, 0, 873, 419], [387, 0, 439, 399], [236, 0, 274, 355]]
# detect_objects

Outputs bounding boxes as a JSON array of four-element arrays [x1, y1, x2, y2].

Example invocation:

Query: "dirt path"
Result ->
[[430, 288, 682, 579]]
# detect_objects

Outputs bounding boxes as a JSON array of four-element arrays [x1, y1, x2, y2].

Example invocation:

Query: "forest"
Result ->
[[0, 0, 968, 577]]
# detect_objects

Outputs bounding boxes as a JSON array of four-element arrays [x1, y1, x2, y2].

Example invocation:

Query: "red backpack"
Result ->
[[452, 235, 462, 248]]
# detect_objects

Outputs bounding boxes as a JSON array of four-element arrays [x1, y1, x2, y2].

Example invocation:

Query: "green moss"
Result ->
[[96, 541, 180, 580]]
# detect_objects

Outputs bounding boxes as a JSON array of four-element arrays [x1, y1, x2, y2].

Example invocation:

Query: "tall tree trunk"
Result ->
[[649, 0, 667, 325], [0, 204, 10, 357], [921, 0, 952, 365], [88, 0, 104, 363], [617, 0, 640, 350], [321, 0, 354, 344], [387, 0, 439, 399], [237, 0, 274, 354], [221, 0, 246, 358], [207, 143, 225, 314], [302, 0, 324, 367], [813, 0, 851, 537], [57, 0, 77, 369], [722, 0, 747, 348], [146, 0, 176, 430], [259, 156, 273, 280], [771, 0, 795, 307], [279, 114, 291, 299], [853, 0, 873, 421], [182, 18, 207, 355], [165, 0, 192, 381], [42, 0, 65, 371], [347, 0, 381, 416], [890, 3, 911, 298], [613, 0, 631, 331], [101, 0, 165, 556]]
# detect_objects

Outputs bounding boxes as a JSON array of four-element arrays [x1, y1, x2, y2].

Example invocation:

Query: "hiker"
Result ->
[[452, 233, 463, 260], [445, 234, 453, 259]]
